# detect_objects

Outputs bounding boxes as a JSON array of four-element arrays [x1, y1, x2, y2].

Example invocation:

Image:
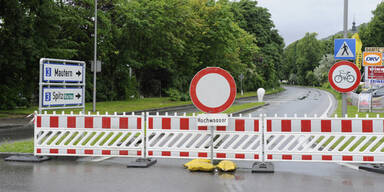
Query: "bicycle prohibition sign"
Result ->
[[328, 60, 361, 93], [334, 70, 355, 83]]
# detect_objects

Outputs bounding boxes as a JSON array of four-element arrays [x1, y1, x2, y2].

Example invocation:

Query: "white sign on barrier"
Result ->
[[43, 63, 84, 82], [197, 113, 228, 126], [42, 87, 83, 107]]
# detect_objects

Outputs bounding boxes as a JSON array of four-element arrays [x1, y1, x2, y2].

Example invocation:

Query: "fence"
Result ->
[[34, 111, 144, 157], [34, 112, 384, 164]]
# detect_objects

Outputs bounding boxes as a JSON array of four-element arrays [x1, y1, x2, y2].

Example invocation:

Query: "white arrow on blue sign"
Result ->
[[43, 63, 84, 83], [334, 39, 356, 60], [42, 87, 83, 107]]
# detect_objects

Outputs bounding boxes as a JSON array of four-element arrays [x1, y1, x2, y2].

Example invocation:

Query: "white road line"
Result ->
[[321, 91, 334, 118], [78, 156, 112, 162], [91, 156, 111, 162]]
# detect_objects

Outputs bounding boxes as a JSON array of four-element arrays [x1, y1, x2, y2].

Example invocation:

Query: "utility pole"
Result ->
[[93, 0, 97, 112], [342, 0, 348, 117]]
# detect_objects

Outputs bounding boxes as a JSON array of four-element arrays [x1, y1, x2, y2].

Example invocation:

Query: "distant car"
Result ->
[[372, 87, 384, 97]]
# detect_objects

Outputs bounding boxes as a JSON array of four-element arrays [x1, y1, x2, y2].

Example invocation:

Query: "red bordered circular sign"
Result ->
[[328, 60, 361, 93], [190, 67, 236, 113]]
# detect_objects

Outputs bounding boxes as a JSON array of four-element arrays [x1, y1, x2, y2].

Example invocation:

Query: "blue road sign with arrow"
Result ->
[[334, 39, 356, 60]]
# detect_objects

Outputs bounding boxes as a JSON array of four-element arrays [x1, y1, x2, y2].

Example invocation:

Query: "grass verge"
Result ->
[[0, 87, 283, 118], [0, 139, 34, 153]]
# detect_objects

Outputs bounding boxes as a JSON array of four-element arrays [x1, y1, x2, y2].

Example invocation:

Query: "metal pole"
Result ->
[[39, 59, 43, 114], [342, 0, 348, 117], [343, 0, 348, 38], [210, 125, 214, 164], [93, 0, 97, 112]]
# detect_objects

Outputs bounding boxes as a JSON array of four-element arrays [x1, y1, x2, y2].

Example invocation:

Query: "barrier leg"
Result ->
[[252, 114, 274, 173], [127, 112, 157, 168], [4, 155, 50, 162]]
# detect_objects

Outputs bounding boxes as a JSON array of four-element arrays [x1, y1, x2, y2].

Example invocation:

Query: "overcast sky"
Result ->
[[257, 0, 383, 45]]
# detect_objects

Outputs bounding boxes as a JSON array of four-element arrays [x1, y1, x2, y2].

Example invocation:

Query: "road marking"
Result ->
[[91, 156, 111, 162], [78, 156, 111, 162], [321, 91, 333, 118]]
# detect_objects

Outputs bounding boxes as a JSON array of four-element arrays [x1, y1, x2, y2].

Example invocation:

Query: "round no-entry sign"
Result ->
[[328, 60, 361, 93], [190, 67, 236, 113]]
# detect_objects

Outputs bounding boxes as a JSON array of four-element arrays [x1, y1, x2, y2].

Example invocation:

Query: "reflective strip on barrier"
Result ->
[[146, 114, 262, 161], [264, 117, 384, 163], [34, 112, 144, 157]]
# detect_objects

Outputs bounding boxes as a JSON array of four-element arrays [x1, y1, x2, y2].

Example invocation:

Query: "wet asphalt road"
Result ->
[[1, 158, 384, 192], [0, 126, 33, 143], [0, 117, 33, 143], [249, 86, 337, 117], [2, 86, 384, 192]]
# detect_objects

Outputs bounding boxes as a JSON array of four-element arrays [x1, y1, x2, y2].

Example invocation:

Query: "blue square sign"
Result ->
[[334, 39, 356, 60]]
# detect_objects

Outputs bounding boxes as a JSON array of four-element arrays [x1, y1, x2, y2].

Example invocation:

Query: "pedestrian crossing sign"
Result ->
[[334, 39, 356, 60]]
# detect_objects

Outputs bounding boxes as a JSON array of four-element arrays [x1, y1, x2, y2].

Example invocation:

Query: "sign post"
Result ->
[[190, 67, 236, 163], [39, 58, 86, 113]]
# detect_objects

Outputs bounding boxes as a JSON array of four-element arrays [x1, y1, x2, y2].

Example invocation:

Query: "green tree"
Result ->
[[283, 33, 323, 85], [231, 0, 284, 88], [360, 2, 384, 48], [313, 54, 335, 84]]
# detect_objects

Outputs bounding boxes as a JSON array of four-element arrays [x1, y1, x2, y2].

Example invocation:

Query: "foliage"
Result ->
[[305, 71, 317, 86], [231, 0, 284, 89], [313, 54, 335, 84], [359, 2, 384, 49], [283, 33, 323, 85], [166, 88, 182, 101], [0, 0, 284, 108]]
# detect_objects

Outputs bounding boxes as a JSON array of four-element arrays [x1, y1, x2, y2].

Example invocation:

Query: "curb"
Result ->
[[232, 103, 269, 116]]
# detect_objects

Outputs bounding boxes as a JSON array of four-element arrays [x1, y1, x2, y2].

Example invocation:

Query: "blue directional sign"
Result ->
[[334, 39, 356, 60]]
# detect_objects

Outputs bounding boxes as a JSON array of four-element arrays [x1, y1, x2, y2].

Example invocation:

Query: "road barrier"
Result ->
[[265, 115, 384, 163], [146, 113, 262, 161], [34, 111, 144, 157], [34, 112, 384, 164]]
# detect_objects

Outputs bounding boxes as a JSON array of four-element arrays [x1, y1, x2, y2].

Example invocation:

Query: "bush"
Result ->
[[166, 88, 182, 101], [180, 93, 190, 101]]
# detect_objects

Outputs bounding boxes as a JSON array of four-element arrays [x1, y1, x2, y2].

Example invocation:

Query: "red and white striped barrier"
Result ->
[[34, 111, 144, 157], [33, 111, 384, 164], [146, 113, 262, 161], [264, 116, 384, 163]]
